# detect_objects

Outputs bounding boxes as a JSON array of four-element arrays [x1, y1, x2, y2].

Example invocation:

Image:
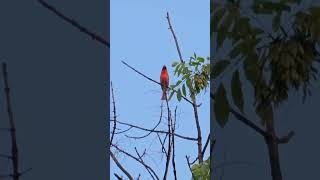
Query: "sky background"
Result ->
[[212, 0, 320, 179], [0, 1, 108, 179], [110, 0, 209, 179]]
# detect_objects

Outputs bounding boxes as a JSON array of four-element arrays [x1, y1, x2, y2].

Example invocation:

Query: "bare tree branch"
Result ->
[[110, 120, 197, 141], [134, 148, 156, 180], [111, 143, 160, 180], [114, 173, 123, 180], [2, 63, 19, 180], [229, 108, 268, 138], [126, 103, 163, 139], [37, 0, 110, 48], [171, 107, 178, 180], [110, 82, 117, 145], [166, 12, 184, 63], [110, 151, 133, 180], [277, 131, 295, 144], [186, 156, 196, 180], [163, 98, 172, 180]]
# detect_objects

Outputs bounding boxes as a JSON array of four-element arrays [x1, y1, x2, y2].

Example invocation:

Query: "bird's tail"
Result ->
[[161, 91, 167, 100]]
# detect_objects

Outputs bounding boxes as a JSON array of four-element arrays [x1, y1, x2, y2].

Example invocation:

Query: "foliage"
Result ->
[[170, 54, 210, 101], [191, 158, 210, 180], [211, 0, 320, 127]]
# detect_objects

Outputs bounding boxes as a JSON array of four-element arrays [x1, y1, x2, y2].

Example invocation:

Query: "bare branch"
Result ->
[[37, 0, 110, 48], [134, 148, 156, 180], [110, 82, 117, 145], [110, 120, 197, 141], [163, 98, 172, 180], [126, 103, 163, 139], [110, 150, 133, 180], [166, 12, 184, 63], [277, 131, 295, 144], [2, 63, 20, 180], [171, 107, 178, 180], [229, 108, 268, 138], [114, 173, 123, 180], [111, 143, 160, 180], [185, 156, 196, 180]]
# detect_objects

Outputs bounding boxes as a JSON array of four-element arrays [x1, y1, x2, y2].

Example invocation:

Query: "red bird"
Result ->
[[160, 65, 169, 100]]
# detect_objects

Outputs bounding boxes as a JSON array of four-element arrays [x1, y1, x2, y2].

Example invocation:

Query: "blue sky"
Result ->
[[110, 0, 209, 179]]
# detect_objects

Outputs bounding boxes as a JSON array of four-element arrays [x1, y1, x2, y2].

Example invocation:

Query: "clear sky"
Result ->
[[110, 0, 209, 179]]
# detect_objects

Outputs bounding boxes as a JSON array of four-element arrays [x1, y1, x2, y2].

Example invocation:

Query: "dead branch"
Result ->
[[134, 148, 156, 180], [111, 143, 160, 180], [163, 98, 172, 180], [2, 63, 19, 180], [186, 156, 196, 180], [171, 107, 178, 180], [110, 119, 197, 141], [126, 103, 163, 139], [37, 0, 110, 48], [166, 12, 184, 63], [277, 131, 295, 144], [110, 150, 134, 180], [110, 82, 117, 145]]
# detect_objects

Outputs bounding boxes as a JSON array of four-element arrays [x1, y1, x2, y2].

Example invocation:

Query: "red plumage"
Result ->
[[160, 65, 169, 100]]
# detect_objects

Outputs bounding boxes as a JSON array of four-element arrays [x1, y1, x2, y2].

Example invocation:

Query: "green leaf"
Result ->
[[231, 70, 244, 113], [172, 61, 179, 67], [177, 89, 182, 101], [214, 84, 230, 128], [256, 102, 274, 126], [212, 60, 230, 79], [182, 84, 187, 97], [197, 57, 205, 63], [243, 53, 260, 87], [175, 80, 182, 87]]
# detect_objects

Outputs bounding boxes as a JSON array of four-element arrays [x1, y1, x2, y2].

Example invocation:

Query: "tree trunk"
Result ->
[[264, 104, 282, 180], [265, 135, 282, 180]]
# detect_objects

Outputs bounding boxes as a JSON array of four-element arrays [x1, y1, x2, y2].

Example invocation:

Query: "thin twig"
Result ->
[[134, 148, 156, 180], [171, 107, 178, 180], [110, 120, 197, 141], [126, 103, 163, 139], [37, 0, 110, 48], [110, 82, 117, 145], [186, 156, 196, 180], [111, 143, 160, 180], [2, 63, 19, 180], [166, 12, 184, 63], [163, 98, 172, 180], [110, 151, 133, 180]]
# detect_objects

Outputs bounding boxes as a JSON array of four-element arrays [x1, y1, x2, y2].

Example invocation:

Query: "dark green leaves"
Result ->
[[212, 60, 230, 79], [214, 84, 230, 128], [191, 158, 210, 180], [231, 70, 244, 113]]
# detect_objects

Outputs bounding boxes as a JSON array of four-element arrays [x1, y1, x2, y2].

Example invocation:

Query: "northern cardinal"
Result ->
[[160, 65, 169, 100]]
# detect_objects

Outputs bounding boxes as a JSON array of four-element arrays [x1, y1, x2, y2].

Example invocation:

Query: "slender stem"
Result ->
[[166, 12, 184, 63], [2, 63, 19, 180], [110, 151, 134, 180]]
